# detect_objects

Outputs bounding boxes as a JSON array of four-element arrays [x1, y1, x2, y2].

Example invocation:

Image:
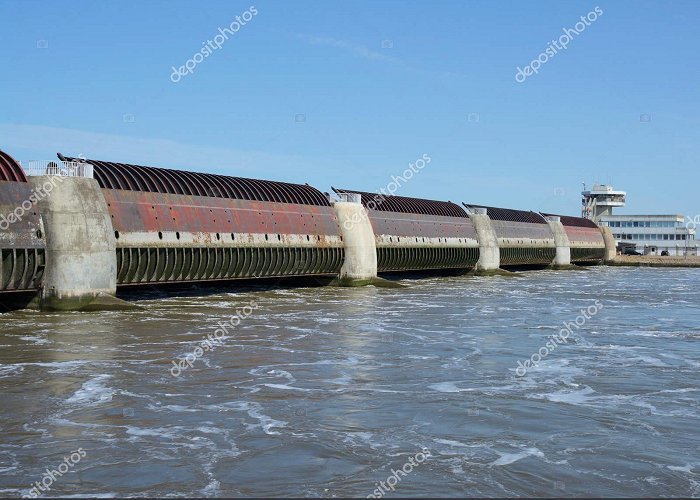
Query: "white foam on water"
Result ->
[[0, 365, 23, 377], [18, 335, 50, 345], [342, 431, 377, 449], [246, 404, 288, 435], [324, 376, 352, 385], [201, 477, 221, 497], [434, 438, 477, 448], [491, 447, 544, 466], [538, 386, 595, 405], [668, 463, 699, 473], [125, 425, 184, 439], [262, 383, 315, 392], [428, 382, 474, 393], [214, 401, 288, 436], [65, 374, 114, 405], [154, 404, 199, 413], [48, 494, 117, 498]]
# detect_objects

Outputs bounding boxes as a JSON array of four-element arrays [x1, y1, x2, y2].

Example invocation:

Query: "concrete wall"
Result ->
[[468, 209, 500, 272], [545, 216, 572, 268], [333, 199, 377, 283], [600, 226, 617, 263], [28, 176, 117, 310]]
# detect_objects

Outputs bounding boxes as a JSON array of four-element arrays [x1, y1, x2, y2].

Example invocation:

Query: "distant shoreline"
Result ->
[[608, 255, 700, 268]]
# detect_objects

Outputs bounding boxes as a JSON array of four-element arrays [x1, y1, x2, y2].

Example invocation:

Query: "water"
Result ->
[[1, 267, 699, 497]]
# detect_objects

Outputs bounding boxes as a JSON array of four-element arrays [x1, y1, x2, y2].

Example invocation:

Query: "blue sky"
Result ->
[[1, 0, 698, 217]]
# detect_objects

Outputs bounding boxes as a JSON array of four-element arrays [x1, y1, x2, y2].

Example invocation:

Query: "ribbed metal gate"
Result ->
[[116, 246, 344, 285]]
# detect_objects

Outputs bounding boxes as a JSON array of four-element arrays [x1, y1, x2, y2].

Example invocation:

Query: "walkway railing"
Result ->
[[20, 160, 94, 178]]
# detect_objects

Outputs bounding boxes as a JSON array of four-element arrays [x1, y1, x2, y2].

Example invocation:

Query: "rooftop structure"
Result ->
[[581, 183, 627, 222]]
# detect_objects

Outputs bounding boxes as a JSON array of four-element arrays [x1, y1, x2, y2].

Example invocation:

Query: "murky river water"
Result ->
[[1, 267, 699, 497]]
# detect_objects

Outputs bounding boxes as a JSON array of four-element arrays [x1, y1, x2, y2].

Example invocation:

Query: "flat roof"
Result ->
[[600, 214, 684, 219]]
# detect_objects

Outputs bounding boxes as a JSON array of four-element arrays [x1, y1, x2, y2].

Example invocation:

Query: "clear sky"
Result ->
[[1, 0, 698, 217]]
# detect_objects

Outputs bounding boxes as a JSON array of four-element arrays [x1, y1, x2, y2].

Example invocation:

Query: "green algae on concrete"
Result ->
[[331, 276, 406, 288]]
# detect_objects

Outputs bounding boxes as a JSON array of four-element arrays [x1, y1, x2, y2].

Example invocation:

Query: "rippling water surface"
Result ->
[[1, 267, 699, 497]]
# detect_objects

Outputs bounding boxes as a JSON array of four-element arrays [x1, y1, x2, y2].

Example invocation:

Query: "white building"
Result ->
[[582, 184, 698, 256], [598, 214, 697, 256]]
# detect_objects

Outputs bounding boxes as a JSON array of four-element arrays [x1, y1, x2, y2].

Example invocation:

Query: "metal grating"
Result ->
[[0, 248, 45, 291], [116, 246, 344, 285], [333, 188, 468, 218], [0, 150, 27, 183], [377, 247, 478, 272], [570, 247, 605, 262], [60, 154, 330, 206], [464, 204, 547, 224], [500, 247, 556, 266]]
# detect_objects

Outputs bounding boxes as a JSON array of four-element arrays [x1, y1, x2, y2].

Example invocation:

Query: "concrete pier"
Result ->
[[28, 176, 118, 310], [545, 216, 572, 268], [600, 226, 617, 263], [332, 193, 378, 285], [468, 208, 500, 273]]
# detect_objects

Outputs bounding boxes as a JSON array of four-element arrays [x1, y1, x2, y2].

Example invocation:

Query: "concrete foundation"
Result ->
[[600, 226, 617, 263], [468, 209, 500, 273], [545, 216, 572, 268], [333, 195, 378, 284], [28, 176, 118, 311]]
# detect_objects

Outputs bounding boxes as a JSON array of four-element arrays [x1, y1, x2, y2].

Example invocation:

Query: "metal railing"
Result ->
[[20, 160, 94, 178]]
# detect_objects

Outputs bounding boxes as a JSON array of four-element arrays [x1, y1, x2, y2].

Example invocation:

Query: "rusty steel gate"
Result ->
[[334, 188, 480, 273], [62, 156, 345, 286], [0, 150, 46, 293]]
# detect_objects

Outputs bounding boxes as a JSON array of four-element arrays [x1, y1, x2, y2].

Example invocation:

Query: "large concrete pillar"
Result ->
[[545, 216, 572, 268], [599, 225, 617, 263], [469, 208, 500, 273], [28, 176, 120, 310], [332, 193, 378, 285]]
